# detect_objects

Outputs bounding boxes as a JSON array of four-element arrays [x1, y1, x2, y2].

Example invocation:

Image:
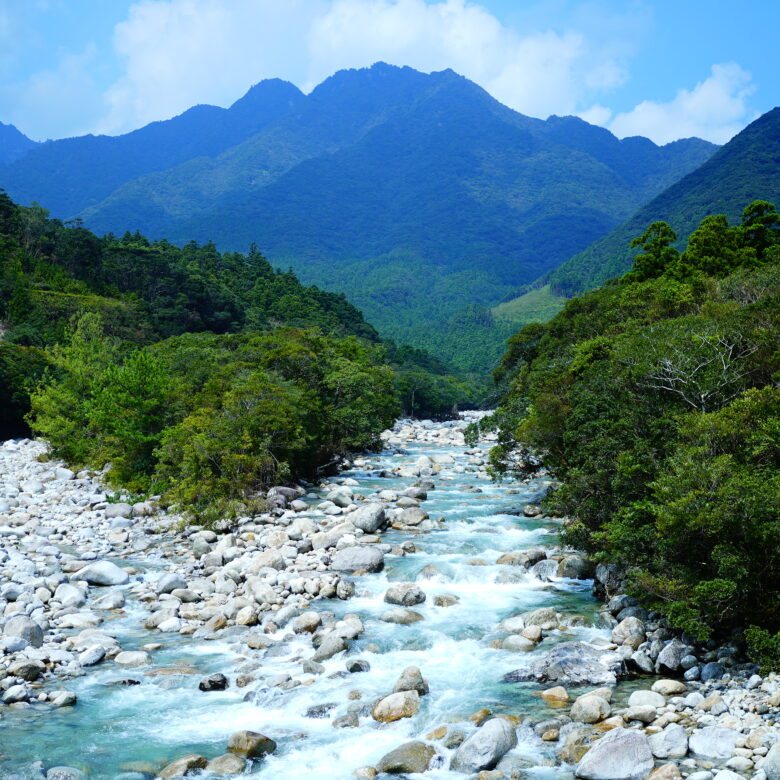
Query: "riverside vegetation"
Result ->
[[473, 199, 780, 670], [0, 189, 481, 521]]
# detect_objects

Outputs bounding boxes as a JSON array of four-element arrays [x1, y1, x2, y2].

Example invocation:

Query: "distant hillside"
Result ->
[[0, 63, 717, 367], [549, 107, 780, 296], [0, 123, 38, 164], [0, 79, 303, 216]]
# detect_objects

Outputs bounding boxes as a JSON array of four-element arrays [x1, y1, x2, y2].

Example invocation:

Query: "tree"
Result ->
[[628, 221, 680, 281]]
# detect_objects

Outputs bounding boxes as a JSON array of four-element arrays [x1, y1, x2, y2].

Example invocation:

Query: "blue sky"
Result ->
[[0, 0, 777, 144]]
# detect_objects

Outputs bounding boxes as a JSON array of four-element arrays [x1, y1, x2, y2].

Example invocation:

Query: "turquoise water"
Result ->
[[2, 435, 617, 779]]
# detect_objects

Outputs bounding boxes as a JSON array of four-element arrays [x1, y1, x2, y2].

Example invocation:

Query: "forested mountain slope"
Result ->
[[0, 64, 717, 366], [548, 107, 780, 296]]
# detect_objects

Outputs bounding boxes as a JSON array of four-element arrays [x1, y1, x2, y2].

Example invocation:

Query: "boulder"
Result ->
[[380, 608, 424, 625], [502, 635, 536, 652], [504, 642, 625, 686], [372, 690, 420, 722], [656, 639, 687, 673], [350, 504, 387, 533], [571, 694, 610, 724], [74, 560, 129, 586], [394, 665, 429, 696], [651, 679, 687, 695], [611, 617, 646, 649], [575, 728, 653, 780], [688, 726, 738, 759], [330, 546, 384, 573], [541, 686, 569, 703], [627, 690, 665, 708], [105, 502, 132, 519], [159, 754, 208, 779], [398, 507, 428, 526], [4, 615, 44, 648], [451, 717, 518, 773], [384, 583, 426, 606], [198, 673, 228, 691], [292, 611, 322, 634], [311, 634, 348, 662], [648, 724, 688, 759], [376, 741, 436, 774], [157, 572, 187, 594], [204, 754, 246, 775], [54, 583, 87, 608], [227, 730, 276, 758], [763, 742, 780, 780], [558, 555, 593, 579]]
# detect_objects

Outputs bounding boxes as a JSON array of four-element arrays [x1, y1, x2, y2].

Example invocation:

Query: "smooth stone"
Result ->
[[330, 546, 384, 573], [372, 690, 420, 722], [73, 560, 129, 586], [627, 689, 665, 708], [504, 641, 624, 686], [115, 651, 151, 666], [4, 614, 44, 648], [312, 634, 348, 662], [384, 583, 426, 606], [689, 726, 738, 759], [204, 754, 247, 775], [227, 730, 277, 758], [571, 694, 610, 724], [763, 742, 780, 780], [652, 679, 687, 695], [376, 741, 436, 774], [648, 723, 688, 759], [54, 583, 87, 608], [157, 572, 187, 594], [451, 717, 518, 773], [350, 504, 386, 533], [393, 665, 429, 696], [379, 608, 424, 625], [105, 503, 132, 518], [92, 590, 125, 609], [575, 728, 653, 780], [158, 754, 208, 779]]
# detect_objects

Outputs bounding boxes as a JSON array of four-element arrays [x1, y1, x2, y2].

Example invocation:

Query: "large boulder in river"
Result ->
[[159, 754, 208, 779], [372, 690, 420, 722], [575, 728, 653, 780], [384, 583, 426, 606], [350, 503, 386, 533], [73, 560, 129, 586], [451, 717, 518, 773], [504, 641, 625, 686], [394, 665, 429, 696], [330, 546, 384, 573], [227, 730, 276, 758], [376, 741, 436, 774]]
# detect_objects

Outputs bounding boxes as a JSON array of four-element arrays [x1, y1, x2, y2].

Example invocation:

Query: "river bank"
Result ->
[[1, 415, 779, 780]]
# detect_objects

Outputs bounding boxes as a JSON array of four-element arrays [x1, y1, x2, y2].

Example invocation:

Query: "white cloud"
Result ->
[[99, 0, 325, 134], [609, 63, 756, 145], [307, 0, 633, 121], [0, 46, 101, 140], [94, 0, 642, 135]]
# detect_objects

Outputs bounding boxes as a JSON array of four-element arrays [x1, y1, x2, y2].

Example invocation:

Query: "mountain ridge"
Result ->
[[547, 106, 780, 296]]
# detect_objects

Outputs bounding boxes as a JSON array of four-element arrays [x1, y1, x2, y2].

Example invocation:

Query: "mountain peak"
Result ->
[[0, 122, 38, 164]]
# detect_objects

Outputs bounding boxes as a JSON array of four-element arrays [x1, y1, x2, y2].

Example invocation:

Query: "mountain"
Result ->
[[0, 123, 38, 164], [0, 79, 304, 216], [548, 107, 780, 296], [0, 63, 718, 366]]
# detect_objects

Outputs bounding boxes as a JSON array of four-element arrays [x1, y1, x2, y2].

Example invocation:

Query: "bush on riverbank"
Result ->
[[485, 201, 780, 658], [28, 317, 398, 521]]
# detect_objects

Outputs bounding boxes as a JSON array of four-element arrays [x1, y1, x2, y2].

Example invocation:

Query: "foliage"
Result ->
[[492, 202, 780, 647], [1, 65, 716, 364], [0, 189, 467, 441], [549, 107, 780, 296]]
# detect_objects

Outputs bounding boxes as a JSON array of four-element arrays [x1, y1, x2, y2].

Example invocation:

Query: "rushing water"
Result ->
[[2, 425, 623, 779]]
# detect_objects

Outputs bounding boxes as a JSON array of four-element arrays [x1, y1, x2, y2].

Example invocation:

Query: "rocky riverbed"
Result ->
[[1, 414, 779, 780]]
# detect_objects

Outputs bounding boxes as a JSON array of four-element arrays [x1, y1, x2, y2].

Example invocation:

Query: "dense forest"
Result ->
[[0, 190, 477, 519], [472, 200, 780, 667], [0, 64, 717, 367]]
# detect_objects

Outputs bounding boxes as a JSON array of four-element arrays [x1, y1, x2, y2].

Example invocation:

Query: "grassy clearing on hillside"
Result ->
[[491, 284, 566, 324]]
